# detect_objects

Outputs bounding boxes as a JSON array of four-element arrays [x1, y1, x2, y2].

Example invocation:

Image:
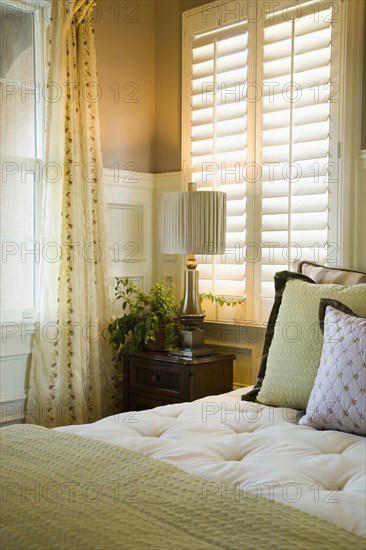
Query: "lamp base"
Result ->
[[170, 327, 213, 359], [179, 270, 204, 329], [180, 328, 204, 350]]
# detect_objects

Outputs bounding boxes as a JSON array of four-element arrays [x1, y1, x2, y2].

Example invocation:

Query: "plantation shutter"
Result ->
[[189, 20, 249, 298], [258, 3, 338, 321], [183, 0, 343, 323]]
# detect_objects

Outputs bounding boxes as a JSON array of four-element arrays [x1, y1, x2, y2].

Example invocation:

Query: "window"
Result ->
[[183, 0, 346, 323], [0, 0, 45, 320]]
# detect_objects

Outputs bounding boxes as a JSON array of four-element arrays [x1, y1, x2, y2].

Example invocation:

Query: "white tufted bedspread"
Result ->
[[58, 388, 366, 537]]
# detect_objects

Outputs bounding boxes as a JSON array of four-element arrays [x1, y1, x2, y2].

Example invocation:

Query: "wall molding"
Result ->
[[107, 202, 145, 262], [104, 168, 155, 190], [104, 169, 182, 191], [121, 275, 145, 289], [155, 171, 182, 190]]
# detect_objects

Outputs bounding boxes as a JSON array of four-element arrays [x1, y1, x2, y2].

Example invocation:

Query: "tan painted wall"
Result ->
[[155, 0, 212, 173], [95, 0, 156, 174], [95, 0, 211, 173]]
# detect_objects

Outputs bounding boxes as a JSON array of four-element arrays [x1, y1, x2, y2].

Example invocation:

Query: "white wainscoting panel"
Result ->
[[0, 169, 268, 424], [107, 203, 145, 263], [104, 168, 154, 291]]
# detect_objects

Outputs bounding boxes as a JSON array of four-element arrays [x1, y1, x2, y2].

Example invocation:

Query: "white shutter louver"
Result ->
[[259, 4, 336, 321], [190, 22, 248, 298]]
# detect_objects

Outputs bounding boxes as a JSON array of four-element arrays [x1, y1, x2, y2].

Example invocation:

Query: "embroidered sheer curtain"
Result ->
[[26, 0, 118, 427]]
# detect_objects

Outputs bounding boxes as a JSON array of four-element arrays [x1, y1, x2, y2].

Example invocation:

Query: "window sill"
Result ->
[[204, 319, 267, 329]]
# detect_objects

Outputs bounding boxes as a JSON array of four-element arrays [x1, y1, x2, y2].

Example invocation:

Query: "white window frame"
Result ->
[[0, 0, 48, 322], [182, 0, 365, 324]]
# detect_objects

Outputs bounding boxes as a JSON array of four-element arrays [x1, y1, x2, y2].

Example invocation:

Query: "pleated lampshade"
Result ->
[[160, 191, 227, 255]]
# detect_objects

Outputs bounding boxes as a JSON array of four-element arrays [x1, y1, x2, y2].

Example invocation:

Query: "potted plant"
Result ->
[[108, 279, 245, 358], [108, 278, 181, 357]]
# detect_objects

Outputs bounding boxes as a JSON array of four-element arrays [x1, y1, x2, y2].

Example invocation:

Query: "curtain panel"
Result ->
[[26, 0, 118, 427]]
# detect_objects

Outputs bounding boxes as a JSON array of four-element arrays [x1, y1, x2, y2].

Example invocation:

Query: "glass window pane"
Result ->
[[0, 82, 36, 157], [0, 5, 38, 314], [0, 246, 34, 309], [0, 172, 34, 239], [0, 5, 34, 83]]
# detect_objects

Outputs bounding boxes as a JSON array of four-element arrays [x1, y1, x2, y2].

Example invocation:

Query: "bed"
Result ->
[[1, 262, 365, 549]]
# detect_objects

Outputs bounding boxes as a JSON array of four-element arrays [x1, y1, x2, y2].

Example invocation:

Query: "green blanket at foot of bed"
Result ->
[[0, 424, 363, 550]]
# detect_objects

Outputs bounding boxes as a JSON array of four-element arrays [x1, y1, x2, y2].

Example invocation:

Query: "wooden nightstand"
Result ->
[[122, 351, 235, 412]]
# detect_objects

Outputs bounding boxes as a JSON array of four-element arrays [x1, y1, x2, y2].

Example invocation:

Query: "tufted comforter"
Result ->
[[1, 409, 365, 550], [58, 388, 366, 539]]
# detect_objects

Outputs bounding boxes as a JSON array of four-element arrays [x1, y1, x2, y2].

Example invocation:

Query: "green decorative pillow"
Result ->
[[245, 272, 366, 410]]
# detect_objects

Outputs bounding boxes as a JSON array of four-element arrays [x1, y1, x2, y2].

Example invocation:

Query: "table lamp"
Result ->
[[160, 188, 226, 356]]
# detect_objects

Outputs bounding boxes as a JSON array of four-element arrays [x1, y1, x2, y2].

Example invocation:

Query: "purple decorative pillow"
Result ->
[[299, 300, 366, 436]]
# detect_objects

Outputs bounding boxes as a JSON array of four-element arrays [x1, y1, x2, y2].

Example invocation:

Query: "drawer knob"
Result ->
[[151, 374, 160, 382]]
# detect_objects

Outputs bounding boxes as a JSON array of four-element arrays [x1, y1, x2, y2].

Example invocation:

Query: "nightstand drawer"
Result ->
[[128, 361, 183, 398], [122, 352, 235, 413]]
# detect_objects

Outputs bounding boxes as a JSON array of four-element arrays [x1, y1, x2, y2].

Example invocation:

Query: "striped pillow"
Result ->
[[297, 261, 366, 285]]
